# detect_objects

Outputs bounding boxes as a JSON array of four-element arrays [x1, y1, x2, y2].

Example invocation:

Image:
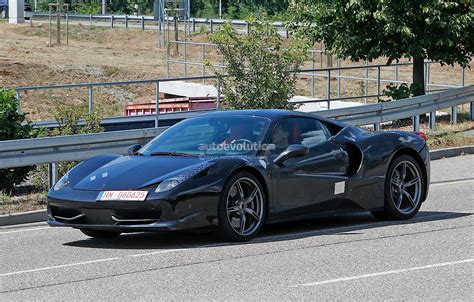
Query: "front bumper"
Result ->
[[47, 190, 219, 233]]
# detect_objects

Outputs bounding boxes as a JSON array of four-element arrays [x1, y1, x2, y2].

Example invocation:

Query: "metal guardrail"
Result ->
[[1, 85, 473, 176], [31, 12, 288, 34]]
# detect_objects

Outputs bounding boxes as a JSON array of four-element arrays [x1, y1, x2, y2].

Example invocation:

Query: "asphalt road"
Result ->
[[1, 155, 473, 300]]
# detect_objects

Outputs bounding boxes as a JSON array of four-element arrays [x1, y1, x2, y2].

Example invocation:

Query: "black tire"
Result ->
[[373, 154, 425, 220], [80, 229, 121, 238], [217, 171, 266, 242]]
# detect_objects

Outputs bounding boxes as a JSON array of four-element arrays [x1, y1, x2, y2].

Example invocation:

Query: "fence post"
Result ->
[[216, 79, 221, 110], [337, 59, 341, 98], [311, 51, 315, 98], [88, 86, 93, 113], [365, 60, 369, 104], [125, 15, 128, 29], [184, 41, 188, 77], [15, 90, 21, 113], [89, 14, 92, 26], [413, 115, 420, 132], [451, 106, 457, 125], [216, 80, 221, 110], [202, 44, 206, 79], [461, 67, 465, 112], [155, 82, 160, 128], [429, 112, 436, 131], [373, 123, 380, 131], [192, 18, 196, 32], [246, 21, 250, 34], [210, 19, 213, 33], [326, 70, 331, 109], [141, 16, 145, 30], [111, 15, 114, 28], [48, 163, 58, 189], [423, 62, 428, 93], [66, 10, 69, 45], [376, 66, 381, 102], [395, 64, 399, 82], [470, 102, 474, 121]]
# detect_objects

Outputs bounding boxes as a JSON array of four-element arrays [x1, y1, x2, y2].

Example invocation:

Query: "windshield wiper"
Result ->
[[148, 151, 198, 157]]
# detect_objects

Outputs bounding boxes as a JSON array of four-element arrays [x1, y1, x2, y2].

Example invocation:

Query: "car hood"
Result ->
[[71, 155, 204, 191]]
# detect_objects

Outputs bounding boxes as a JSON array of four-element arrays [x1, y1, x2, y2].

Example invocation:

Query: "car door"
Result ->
[[268, 117, 350, 215]]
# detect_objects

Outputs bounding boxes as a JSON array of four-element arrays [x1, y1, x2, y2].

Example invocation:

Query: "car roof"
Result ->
[[199, 109, 323, 120]]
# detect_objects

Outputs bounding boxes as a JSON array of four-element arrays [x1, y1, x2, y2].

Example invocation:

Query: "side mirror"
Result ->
[[273, 144, 309, 165], [127, 144, 142, 155]]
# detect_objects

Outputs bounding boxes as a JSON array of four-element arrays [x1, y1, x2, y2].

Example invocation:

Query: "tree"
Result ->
[[290, 0, 473, 95], [0, 89, 35, 194], [209, 22, 306, 110]]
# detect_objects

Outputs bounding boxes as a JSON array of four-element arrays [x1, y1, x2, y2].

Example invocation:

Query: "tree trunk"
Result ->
[[412, 57, 425, 96]]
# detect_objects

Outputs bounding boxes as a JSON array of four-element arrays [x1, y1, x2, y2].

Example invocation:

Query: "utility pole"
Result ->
[[102, 0, 106, 15]]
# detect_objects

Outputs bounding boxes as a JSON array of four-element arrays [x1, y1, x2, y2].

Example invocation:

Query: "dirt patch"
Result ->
[[1, 21, 472, 121]]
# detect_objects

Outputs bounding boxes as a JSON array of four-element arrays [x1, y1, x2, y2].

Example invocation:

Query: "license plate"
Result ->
[[97, 191, 148, 201]]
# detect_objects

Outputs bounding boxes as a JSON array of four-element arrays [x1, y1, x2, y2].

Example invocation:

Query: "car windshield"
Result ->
[[139, 115, 271, 156]]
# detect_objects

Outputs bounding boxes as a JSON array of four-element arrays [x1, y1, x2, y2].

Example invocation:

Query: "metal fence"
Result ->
[[2, 85, 474, 187], [166, 40, 469, 103], [15, 66, 469, 134], [30, 12, 288, 34]]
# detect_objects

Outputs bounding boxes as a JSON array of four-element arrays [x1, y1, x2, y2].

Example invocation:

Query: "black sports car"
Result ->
[[47, 110, 430, 241]]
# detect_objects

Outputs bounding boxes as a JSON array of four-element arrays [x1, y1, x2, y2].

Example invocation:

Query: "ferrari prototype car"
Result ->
[[47, 110, 430, 241]]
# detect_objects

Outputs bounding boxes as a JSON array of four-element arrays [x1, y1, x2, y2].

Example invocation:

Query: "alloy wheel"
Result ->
[[226, 177, 264, 236], [389, 161, 422, 214]]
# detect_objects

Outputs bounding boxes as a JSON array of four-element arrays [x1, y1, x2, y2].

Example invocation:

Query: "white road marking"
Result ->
[[431, 179, 474, 187], [0, 226, 50, 235], [292, 258, 474, 287], [0, 249, 187, 277], [0, 257, 121, 277], [128, 249, 185, 258]]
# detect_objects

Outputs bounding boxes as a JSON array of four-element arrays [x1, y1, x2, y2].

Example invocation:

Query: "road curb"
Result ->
[[429, 145, 474, 160], [1, 145, 472, 227], [0, 209, 47, 227]]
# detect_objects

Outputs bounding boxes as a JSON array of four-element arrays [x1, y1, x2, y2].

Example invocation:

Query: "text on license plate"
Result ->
[[97, 191, 148, 201]]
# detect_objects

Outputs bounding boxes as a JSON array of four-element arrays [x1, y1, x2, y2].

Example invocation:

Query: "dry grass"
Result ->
[[0, 192, 46, 215], [1, 21, 473, 121]]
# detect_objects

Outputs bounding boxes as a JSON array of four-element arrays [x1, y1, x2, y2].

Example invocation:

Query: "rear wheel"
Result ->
[[372, 155, 425, 220], [80, 229, 121, 238], [217, 172, 266, 242], [1, 9, 6, 19]]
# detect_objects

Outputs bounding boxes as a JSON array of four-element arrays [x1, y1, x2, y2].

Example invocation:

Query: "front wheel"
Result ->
[[217, 172, 266, 242], [373, 155, 425, 220], [80, 229, 121, 238]]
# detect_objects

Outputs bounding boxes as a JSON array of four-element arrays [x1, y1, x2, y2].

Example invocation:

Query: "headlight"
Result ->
[[155, 162, 213, 193], [155, 178, 180, 193], [53, 173, 70, 191]]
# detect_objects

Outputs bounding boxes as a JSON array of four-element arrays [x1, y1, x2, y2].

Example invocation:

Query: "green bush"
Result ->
[[0, 89, 36, 194], [32, 104, 103, 191], [381, 83, 423, 102], [75, 4, 102, 15], [209, 21, 307, 110]]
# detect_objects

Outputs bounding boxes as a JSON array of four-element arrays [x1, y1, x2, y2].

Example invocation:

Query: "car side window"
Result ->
[[269, 118, 332, 153]]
